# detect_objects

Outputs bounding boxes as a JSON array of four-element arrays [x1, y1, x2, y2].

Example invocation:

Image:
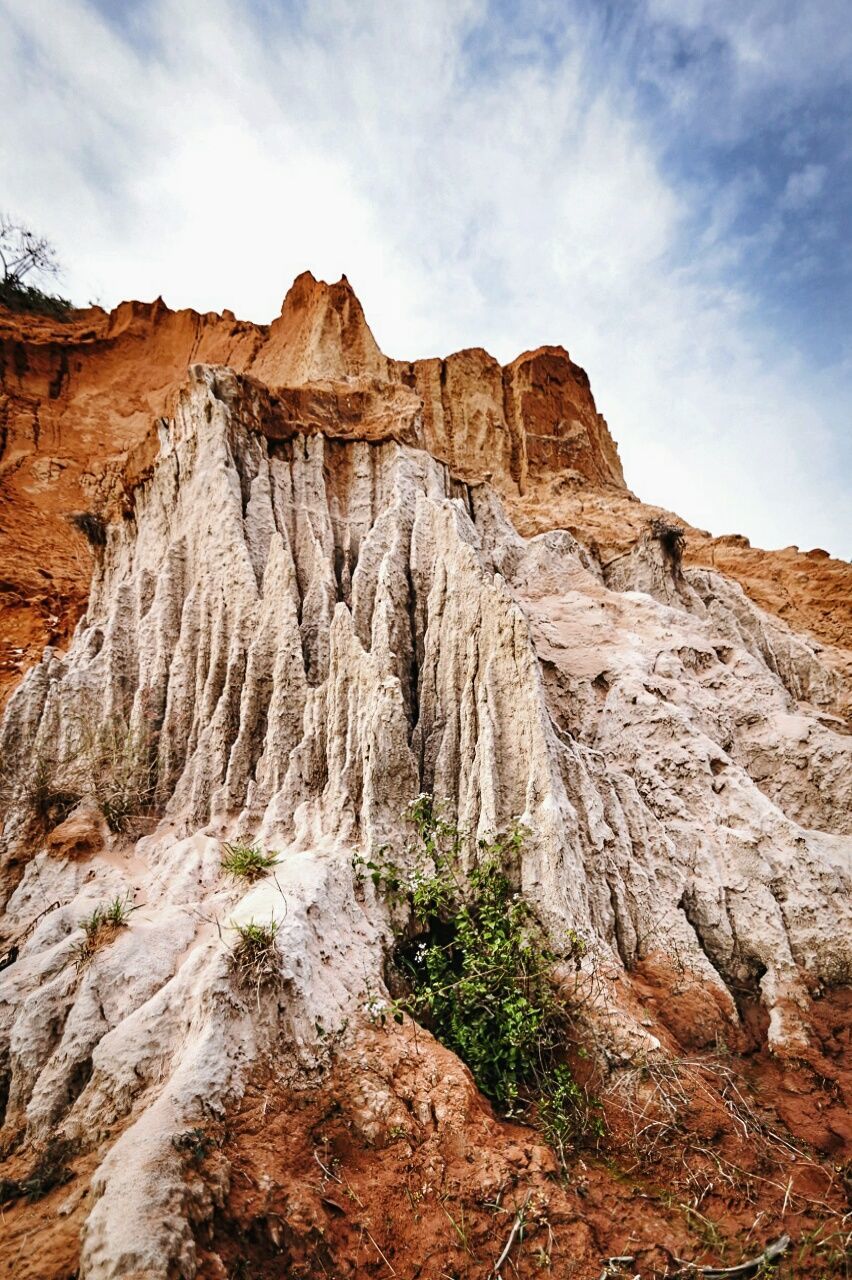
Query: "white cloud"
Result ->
[[646, 0, 852, 97], [779, 163, 827, 211], [0, 0, 848, 556]]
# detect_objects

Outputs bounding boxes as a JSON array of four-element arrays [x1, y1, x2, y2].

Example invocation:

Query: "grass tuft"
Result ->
[[220, 839, 279, 883], [229, 918, 281, 997], [73, 894, 133, 970], [85, 719, 157, 833], [23, 752, 79, 831]]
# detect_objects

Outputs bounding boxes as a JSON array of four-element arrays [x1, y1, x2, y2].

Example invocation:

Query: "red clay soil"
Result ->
[[0, 1143, 99, 1280], [196, 981, 851, 1280], [0, 975, 848, 1278]]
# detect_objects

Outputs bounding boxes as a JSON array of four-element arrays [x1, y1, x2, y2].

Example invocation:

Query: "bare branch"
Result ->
[[0, 214, 61, 284]]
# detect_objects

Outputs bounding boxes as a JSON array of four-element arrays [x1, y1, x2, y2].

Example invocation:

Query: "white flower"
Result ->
[[365, 995, 388, 1019]]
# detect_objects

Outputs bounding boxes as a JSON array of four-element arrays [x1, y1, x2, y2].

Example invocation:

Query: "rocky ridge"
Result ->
[[0, 277, 849, 1279], [2, 272, 849, 703]]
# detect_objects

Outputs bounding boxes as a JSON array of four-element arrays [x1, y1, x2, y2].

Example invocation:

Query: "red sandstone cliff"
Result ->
[[2, 272, 848, 708]]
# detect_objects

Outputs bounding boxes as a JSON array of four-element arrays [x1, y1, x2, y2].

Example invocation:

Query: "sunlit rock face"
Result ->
[[0, 279, 849, 1279]]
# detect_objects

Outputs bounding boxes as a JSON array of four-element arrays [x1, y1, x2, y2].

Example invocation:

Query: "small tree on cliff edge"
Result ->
[[0, 214, 71, 316]]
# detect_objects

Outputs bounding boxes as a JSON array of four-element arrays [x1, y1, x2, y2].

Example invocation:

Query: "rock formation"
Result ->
[[0, 277, 849, 1279]]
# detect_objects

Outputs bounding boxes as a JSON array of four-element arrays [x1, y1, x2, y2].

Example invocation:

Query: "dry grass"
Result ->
[[82, 718, 157, 833], [229, 919, 281, 1003], [602, 1051, 849, 1275]]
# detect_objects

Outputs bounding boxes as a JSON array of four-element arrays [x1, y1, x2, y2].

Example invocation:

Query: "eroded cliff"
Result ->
[[0, 278, 849, 1280], [3, 273, 848, 703]]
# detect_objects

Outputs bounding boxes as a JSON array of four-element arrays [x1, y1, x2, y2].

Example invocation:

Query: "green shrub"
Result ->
[[359, 795, 602, 1159], [0, 275, 72, 318], [220, 839, 279, 883], [171, 1127, 214, 1165]]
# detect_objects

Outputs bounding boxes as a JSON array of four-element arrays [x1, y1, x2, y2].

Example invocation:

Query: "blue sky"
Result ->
[[1, 0, 850, 556]]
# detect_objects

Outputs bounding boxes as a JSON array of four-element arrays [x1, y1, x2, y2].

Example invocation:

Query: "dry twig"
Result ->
[[671, 1233, 790, 1278], [492, 1193, 531, 1277]]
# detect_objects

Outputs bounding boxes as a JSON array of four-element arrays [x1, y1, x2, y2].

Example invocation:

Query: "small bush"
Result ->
[[220, 839, 279, 883], [0, 1137, 76, 1204], [172, 1127, 214, 1165], [0, 275, 72, 318], [361, 795, 602, 1161], [73, 894, 132, 969], [230, 919, 280, 997], [82, 718, 157, 833], [69, 511, 107, 548]]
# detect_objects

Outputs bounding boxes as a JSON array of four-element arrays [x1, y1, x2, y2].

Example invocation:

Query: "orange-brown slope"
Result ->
[[1, 272, 849, 706], [0, 297, 266, 695], [214, 992, 850, 1280], [2, 983, 848, 1280]]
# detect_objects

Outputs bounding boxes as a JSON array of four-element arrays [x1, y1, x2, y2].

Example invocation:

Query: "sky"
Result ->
[[1, 0, 850, 557]]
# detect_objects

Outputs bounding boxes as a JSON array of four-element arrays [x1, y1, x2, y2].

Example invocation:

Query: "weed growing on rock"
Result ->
[[649, 516, 686, 569], [69, 511, 107, 548], [73, 894, 133, 969], [230, 919, 280, 998], [82, 717, 157, 833], [22, 751, 79, 831], [0, 1137, 76, 1204], [361, 794, 602, 1160], [220, 839, 280, 883], [172, 1127, 215, 1165], [537, 1064, 593, 1168]]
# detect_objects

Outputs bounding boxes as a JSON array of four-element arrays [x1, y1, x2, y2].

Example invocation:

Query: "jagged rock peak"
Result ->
[[255, 269, 390, 386]]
